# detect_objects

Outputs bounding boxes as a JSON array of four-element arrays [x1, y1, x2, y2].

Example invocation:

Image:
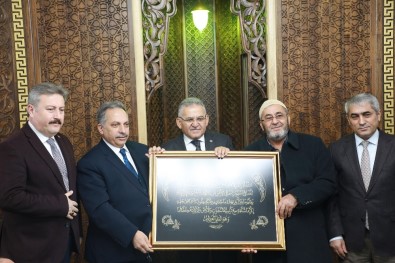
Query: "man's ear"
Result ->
[[259, 122, 265, 132], [176, 118, 182, 129], [27, 104, 34, 117], [97, 124, 104, 135]]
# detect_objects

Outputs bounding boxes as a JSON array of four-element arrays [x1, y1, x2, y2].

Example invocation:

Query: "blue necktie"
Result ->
[[119, 148, 139, 179]]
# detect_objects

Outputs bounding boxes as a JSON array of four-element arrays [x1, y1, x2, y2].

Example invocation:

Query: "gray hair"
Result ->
[[28, 82, 69, 107], [177, 97, 206, 117], [344, 93, 380, 115], [97, 101, 126, 125]]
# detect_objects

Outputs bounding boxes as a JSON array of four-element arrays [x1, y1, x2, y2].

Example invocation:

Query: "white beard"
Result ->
[[267, 126, 289, 142]]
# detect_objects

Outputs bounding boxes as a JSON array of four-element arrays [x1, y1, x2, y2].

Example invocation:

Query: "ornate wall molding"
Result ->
[[0, 0, 16, 142], [11, 0, 28, 127], [383, 0, 394, 134], [142, 0, 177, 100], [231, 0, 267, 93]]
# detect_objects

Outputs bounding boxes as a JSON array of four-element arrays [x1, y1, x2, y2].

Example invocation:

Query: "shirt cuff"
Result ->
[[329, 236, 343, 242]]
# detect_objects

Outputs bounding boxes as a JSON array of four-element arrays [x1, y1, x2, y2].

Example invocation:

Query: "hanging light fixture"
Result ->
[[191, 1, 209, 31]]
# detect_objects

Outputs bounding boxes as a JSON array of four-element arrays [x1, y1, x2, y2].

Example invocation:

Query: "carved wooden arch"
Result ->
[[230, 0, 267, 97], [141, 0, 268, 101], [141, 0, 177, 102]]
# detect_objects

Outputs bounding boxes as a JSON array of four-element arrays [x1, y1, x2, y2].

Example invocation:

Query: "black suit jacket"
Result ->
[[0, 123, 80, 263], [328, 131, 395, 256], [77, 139, 152, 263], [162, 131, 234, 150], [246, 131, 336, 263], [158, 131, 236, 263]]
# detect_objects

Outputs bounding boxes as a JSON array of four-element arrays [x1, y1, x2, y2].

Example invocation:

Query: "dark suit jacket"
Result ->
[[245, 131, 336, 263], [0, 123, 80, 263], [328, 131, 395, 256], [77, 139, 152, 263], [158, 131, 237, 263], [162, 131, 234, 150]]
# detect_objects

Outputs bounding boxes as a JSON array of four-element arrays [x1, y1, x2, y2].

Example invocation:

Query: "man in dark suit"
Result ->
[[151, 97, 236, 263], [328, 93, 395, 262], [0, 82, 80, 263], [243, 99, 336, 263], [77, 101, 153, 263]]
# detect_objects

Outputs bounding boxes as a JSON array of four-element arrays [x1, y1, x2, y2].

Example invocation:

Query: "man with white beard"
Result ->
[[244, 99, 336, 263]]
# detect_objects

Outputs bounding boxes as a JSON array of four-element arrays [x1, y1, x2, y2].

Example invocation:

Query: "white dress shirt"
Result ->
[[103, 139, 139, 173], [183, 135, 206, 151]]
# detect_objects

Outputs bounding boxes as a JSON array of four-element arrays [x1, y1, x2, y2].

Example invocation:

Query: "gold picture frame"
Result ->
[[149, 151, 285, 250]]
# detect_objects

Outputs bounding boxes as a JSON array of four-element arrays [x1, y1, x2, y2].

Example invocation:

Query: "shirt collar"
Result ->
[[28, 121, 53, 143], [354, 129, 379, 146], [183, 134, 205, 145], [102, 139, 128, 154]]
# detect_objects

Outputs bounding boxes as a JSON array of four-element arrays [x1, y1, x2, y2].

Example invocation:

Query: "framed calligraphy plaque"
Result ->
[[149, 151, 285, 250]]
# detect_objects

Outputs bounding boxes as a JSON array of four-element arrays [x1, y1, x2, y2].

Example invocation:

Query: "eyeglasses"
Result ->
[[178, 115, 207, 124], [261, 113, 287, 123]]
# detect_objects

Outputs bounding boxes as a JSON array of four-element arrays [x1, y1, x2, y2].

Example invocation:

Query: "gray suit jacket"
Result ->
[[162, 131, 234, 150], [328, 130, 395, 256]]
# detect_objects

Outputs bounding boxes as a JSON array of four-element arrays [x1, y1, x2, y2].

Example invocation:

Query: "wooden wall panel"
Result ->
[[280, 0, 377, 144], [147, 0, 185, 147], [34, 0, 137, 159], [0, 0, 18, 143]]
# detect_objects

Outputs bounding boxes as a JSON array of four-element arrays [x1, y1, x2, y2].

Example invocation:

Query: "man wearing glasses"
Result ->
[[150, 97, 236, 263], [162, 97, 233, 155], [243, 99, 337, 263]]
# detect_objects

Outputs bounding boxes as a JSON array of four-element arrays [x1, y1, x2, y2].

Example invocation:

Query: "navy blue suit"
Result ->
[[77, 140, 151, 263]]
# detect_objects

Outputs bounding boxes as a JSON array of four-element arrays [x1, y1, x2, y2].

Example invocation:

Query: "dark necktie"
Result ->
[[47, 138, 69, 191], [191, 140, 201, 151], [119, 148, 139, 179]]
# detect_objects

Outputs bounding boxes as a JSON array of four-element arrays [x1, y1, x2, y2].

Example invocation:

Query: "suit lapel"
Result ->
[[127, 143, 149, 192], [344, 136, 366, 192], [368, 132, 392, 191], [176, 135, 187, 150], [23, 124, 67, 191], [204, 132, 215, 150]]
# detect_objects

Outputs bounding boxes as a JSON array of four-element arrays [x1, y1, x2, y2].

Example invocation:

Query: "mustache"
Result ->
[[49, 119, 62, 125], [116, 134, 128, 139]]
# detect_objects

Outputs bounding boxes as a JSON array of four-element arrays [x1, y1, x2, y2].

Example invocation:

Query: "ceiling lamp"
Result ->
[[192, 3, 209, 31]]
